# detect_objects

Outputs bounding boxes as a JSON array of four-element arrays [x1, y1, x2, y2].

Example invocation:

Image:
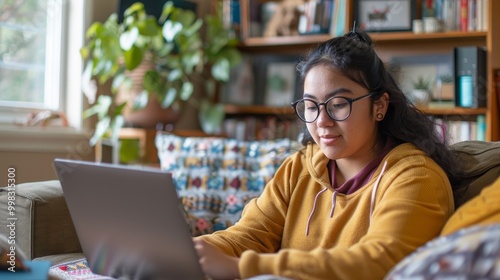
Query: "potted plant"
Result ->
[[410, 75, 433, 106], [81, 1, 241, 145]]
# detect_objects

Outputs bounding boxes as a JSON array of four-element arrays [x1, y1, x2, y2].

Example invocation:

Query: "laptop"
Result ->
[[53, 158, 205, 280]]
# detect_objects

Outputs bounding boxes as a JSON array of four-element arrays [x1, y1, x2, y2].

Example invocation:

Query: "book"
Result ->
[[476, 115, 486, 141], [460, 0, 468, 32], [328, 0, 337, 34], [333, 0, 345, 37], [221, 0, 241, 38]]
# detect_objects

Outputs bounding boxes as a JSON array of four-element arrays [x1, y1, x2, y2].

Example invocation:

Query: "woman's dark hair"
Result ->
[[296, 31, 463, 189]]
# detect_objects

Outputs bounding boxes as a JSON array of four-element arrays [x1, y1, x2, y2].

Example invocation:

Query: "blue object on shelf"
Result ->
[[459, 75, 473, 107]]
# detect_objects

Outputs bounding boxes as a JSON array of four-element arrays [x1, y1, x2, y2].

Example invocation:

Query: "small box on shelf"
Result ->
[[453, 46, 487, 108]]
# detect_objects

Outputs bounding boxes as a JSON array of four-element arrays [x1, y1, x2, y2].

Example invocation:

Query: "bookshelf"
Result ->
[[218, 0, 499, 142]]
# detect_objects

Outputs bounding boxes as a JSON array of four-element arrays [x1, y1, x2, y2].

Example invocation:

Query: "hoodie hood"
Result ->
[[304, 143, 332, 190], [302, 142, 427, 236]]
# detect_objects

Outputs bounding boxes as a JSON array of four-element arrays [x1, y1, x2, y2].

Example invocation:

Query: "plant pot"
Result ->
[[123, 95, 182, 129], [411, 89, 431, 107], [116, 60, 181, 129]]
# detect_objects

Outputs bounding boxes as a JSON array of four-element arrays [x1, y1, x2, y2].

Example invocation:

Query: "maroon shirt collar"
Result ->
[[328, 138, 396, 195]]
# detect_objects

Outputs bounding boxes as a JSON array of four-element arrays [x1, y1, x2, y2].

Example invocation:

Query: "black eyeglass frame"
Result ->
[[291, 91, 377, 123]]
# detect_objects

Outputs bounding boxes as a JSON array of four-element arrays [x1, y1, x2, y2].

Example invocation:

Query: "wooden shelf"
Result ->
[[373, 31, 487, 59], [238, 31, 487, 52], [418, 107, 488, 115], [224, 104, 294, 115], [224, 105, 486, 117], [369, 31, 487, 42], [240, 34, 330, 47]]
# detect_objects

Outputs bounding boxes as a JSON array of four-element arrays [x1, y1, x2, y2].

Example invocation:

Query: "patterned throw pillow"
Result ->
[[155, 133, 298, 236], [385, 223, 500, 279]]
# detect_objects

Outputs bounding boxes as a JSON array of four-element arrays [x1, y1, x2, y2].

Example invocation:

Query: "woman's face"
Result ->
[[303, 65, 385, 161]]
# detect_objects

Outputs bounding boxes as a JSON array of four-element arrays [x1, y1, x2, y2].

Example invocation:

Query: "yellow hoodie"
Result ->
[[200, 142, 454, 279]]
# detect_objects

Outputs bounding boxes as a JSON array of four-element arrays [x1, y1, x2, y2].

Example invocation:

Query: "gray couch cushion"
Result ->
[[0, 180, 81, 260], [451, 141, 500, 208]]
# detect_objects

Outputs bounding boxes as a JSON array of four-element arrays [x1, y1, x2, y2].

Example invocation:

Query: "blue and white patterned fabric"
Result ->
[[155, 133, 298, 236]]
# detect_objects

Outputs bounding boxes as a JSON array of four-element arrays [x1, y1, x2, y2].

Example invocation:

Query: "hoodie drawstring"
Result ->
[[305, 188, 338, 236], [369, 161, 387, 225], [329, 190, 338, 218], [305, 160, 388, 236], [305, 187, 328, 236]]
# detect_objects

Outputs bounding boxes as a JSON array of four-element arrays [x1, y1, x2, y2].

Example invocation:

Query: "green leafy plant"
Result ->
[[81, 1, 241, 145], [412, 76, 433, 91]]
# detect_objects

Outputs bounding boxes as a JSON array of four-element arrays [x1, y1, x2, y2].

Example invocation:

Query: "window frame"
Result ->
[[0, 0, 88, 131]]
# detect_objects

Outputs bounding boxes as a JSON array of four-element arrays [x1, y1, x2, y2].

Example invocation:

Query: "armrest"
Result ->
[[0, 180, 81, 260]]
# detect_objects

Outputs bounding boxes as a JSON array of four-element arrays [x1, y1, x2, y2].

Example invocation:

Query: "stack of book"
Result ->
[[424, 0, 489, 32]]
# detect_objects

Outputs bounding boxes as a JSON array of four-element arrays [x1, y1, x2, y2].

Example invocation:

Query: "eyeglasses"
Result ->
[[292, 92, 376, 123]]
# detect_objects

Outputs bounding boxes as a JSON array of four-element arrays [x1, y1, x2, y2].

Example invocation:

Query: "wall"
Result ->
[[0, 128, 95, 184], [92, 0, 118, 21], [0, 150, 93, 183]]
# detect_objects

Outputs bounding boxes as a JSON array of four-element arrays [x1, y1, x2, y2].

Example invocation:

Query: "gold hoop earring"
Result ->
[[376, 113, 384, 120]]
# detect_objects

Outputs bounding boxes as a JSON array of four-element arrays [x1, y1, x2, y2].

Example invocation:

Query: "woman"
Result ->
[[193, 31, 462, 280]]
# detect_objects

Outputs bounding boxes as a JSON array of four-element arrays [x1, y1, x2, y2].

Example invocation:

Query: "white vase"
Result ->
[[411, 89, 431, 106]]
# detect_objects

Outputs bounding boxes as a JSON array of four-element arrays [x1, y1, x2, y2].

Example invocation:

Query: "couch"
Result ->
[[1, 136, 499, 279]]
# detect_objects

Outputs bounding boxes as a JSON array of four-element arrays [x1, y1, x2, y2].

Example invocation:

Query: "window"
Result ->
[[0, 0, 65, 125]]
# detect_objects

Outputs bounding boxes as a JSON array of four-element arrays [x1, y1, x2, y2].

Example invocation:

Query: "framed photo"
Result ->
[[354, 0, 414, 32], [253, 55, 301, 107], [264, 62, 297, 106], [390, 54, 454, 101]]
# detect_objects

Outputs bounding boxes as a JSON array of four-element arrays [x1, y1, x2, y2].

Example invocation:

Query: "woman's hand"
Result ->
[[193, 237, 241, 280]]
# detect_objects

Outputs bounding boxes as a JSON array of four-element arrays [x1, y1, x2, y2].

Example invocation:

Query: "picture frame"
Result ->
[[390, 54, 454, 101], [253, 55, 301, 107], [264, 62, 297, 106], [354, 0, 414, 32]]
